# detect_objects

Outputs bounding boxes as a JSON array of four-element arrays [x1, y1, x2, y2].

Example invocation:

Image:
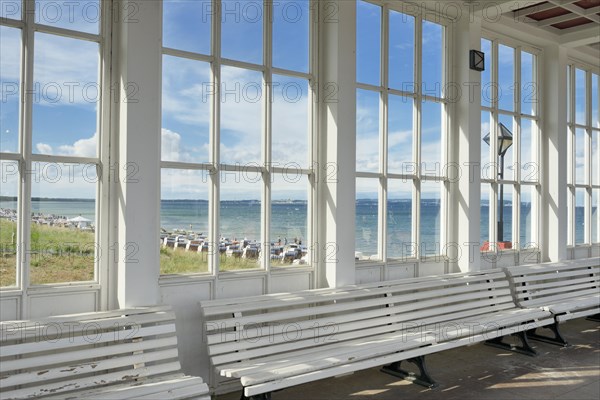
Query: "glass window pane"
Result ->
[[35, 0, 99, 34], [0, 160, 19, 287], [481, 111, 493, 180], [162, 55, 211, 163], [160, 169, 209, 275], [421, 101, 442, 177], [498, 184, 513, 245], [592, 189, 598, 243], [498, 44, 515, 112], [521, 118, 538, 182], [220, 66, 262, 165], [575, 68, 586, 125], [481, 38, 492, 108], [32, 33, 99, 157], [30, 162, 97, 285], [420, 181, 440, 256], [0, 26, 20, 153], [592, 73, 598, 128], [355, 178, 379, 260], [520, 185, 535, 249], [163, 0, 211, 55], [1, 0, 21, 19], [575, 188, 585, 244], [272, 75, 309, 168], [271, 173, 308, 267], [421, 20, 443, 98], [388, 95, 412, 174], [273, 0, 309, 73], [220, 170, 262, 270], [387, 179, 412, 259], [356, 89, 380, 173], [521, 51, 535, 116], [480, 184, 490, 247], [575, 128, 585, 184], [498, 114, 515, 181], [221, 0, 263, 64], [389, 10, 414, 92], [356, 0, 381, 86]]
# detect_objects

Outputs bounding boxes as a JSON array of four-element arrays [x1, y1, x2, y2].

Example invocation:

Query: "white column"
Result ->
[[317, 0, 356, 288], [451, 12, 482, 272], [542, 44, 568, 262], [115, 0, 162, 306]]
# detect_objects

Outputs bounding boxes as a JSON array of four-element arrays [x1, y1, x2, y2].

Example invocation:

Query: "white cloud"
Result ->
[[57, 133, 97, 157], [36, 143, 53, 154], [161, 129, 182, 162]]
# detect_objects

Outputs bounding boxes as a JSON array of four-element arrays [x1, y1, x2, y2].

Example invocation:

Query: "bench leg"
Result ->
[[586, 313, 600, 322], [381, 356, 438, 388], [240, 392, 271, 400], [526, 321, 568, 347], [484, 332, 537, 356]]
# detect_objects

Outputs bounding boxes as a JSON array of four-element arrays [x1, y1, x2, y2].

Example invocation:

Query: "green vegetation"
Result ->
[[1, 218, 95, 286], [1, 219, 302, 286], [159, 246, 262, 274]]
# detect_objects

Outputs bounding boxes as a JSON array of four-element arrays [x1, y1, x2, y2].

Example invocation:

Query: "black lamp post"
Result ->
[[483, 123, 513, 243]]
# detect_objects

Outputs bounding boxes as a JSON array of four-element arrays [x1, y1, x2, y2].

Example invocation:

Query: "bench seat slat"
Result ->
[[1, 361, 183, 400], [236, 307, 550, 386], [516, 283, 600, 300], [242, 317, 557, 398], [555, 307, 600, 323], [73, 375, 209, 400], [507, 260, 599, 275]]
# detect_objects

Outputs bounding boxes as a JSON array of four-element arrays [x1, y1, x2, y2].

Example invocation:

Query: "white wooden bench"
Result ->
[[0, 306, 210, 400], [201, 271, 553, 399], [505, 258, 600, 346]]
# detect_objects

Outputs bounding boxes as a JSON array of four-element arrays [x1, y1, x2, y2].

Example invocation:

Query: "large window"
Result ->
[[355, 1, 448, 261], [480, 37, 540, 252], [161, 0, 313, 274], [567, 64, 599, 246], [0, 1, 106, 287]]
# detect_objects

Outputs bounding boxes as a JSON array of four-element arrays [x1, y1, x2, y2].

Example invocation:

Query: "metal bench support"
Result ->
[[484, 332, 537, 356], [241, 392, 272, 400], [526, 321, 568, 347], [381, 356, 438, 388]]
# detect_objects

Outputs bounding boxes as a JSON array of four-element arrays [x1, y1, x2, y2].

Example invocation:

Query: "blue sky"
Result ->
[[0, 0, 598, 204]]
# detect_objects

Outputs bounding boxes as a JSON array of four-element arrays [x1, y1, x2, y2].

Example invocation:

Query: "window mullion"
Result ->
[[210, 0, 222, 275], [379, 5, 389, 262], [263, 0, 272, 274]]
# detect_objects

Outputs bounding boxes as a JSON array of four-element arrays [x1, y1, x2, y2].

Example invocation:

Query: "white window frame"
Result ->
[[159, 0, 317, 276], [0, 0, 111, 302], [567, 60, 600, 247], [355, 0, 451, 263], [480, 32, 542, 254]]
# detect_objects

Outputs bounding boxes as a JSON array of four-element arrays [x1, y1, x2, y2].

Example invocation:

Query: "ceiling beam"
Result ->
[[512, 2, 554, 19], [537, 13, 584, 27], [559, 24, 600, 46]]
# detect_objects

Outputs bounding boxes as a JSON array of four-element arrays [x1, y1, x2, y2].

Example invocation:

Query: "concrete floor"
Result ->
[[216, 318, 600, 400]]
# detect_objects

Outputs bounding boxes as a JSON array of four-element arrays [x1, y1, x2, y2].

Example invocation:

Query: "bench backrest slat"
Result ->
[[0, 307, 184, 400], [202, 271, 517, 369], [505, 260, 600, 308]]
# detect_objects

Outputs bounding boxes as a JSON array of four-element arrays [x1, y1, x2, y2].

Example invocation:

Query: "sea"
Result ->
[[0, 198, 591, 253]]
